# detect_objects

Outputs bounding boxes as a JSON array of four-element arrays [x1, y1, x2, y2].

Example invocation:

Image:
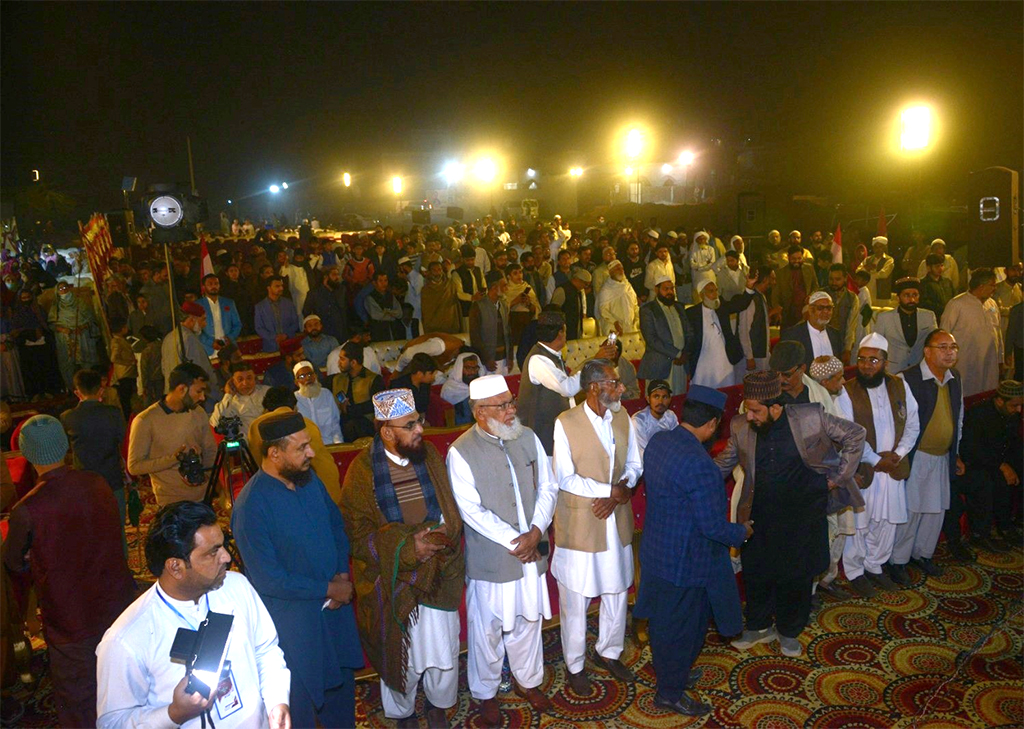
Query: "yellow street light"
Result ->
[[569, 167, 583, 177], [473, 158, 497, 183], [624, 166, 634, 176], [342, 172, 351, 187], [626, 128, 644, 159], [679, 150, 695, 166], [392, 176, 403, 195], [900, 105, 932, 151]]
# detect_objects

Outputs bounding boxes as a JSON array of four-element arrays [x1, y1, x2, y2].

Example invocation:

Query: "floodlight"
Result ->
[[474, 158, 497, 183], [661, 163, 673, 175], [900, 105, 931, 151], [626, 128, 643, 159], [527, 168, 536, 178], [569, 167, 583, 177], [269, 185, 280, 194], [679, 150, 695, 166], [342, 172, 352, 187], [443, 162, 464, 186], [392, 176, 403, 194], [624, 166, 634, 176], [150, 195, 185, 229], [281, 182, 289, 189]]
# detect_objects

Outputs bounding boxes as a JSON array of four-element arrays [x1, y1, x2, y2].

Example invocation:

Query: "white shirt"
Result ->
[[692, 305, 734, 388], [551, 403, 641, 596], [210, 385, 271, 434], [807, 321, 834, 359], [96, 573, 290, 729], [296, 388, 342, 444], [397, 337, 446, 372], [406, 269, 424, 320], [631, 407, 679, 460], [644, 258, 675, 298], [206, 296, 225, 340], [527, 343, 581, 403], [448, 430, 559, 628], [596, 277, 640, 335], [326, 344, 381, 375]]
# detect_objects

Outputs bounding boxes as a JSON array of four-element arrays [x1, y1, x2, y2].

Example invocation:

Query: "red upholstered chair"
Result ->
[[328, 444, 368, 484], [506, 374, 521, 397], [964, 389, 995, 411], [422, 426, 471, 460], [623, 398, 646, 416], [426, 387, 452, 427], [235, 336, 264, 356], [247, 352, 282, 376]]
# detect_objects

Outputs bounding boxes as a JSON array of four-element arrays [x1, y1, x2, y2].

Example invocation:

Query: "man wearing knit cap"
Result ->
[[635, 385, 750, 717], [128, 362, 218, 506], [780, 290, 844, 369], [946, 379, 1022, 557], [232, 411, 364, 729], [294, 360, 342, 444], [638, 275, 692, 394], [550, 267, 592, 341], [300, 313, 340, 371], [447, 374, 560, 722], [262, 335, 307, 389], [5, 415, 135, 729], [838, 332, 921, 598], [632, 379, 679, 459], [858, 236, 895, 301], [340, 389, 465, 728], [645, 240, 676, 302], [873, 277, 937, 373], [809, 354, 846, 398], [888, 329, 964, 584], [769, 341, 840, 416], [716, 370, 866, 657], [160, 299, 215, 394], [551, 358, 642, 694]]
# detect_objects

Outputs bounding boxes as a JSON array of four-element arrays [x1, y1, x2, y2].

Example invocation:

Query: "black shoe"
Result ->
[[817, 582, 853, 601], [686, 666, 704, 690], [653, 692, 712, 717], [849, 575, 877, 598], [911, 556, 942, 577], [887, 563, 912, 587], [973, 535, 1009, 553], [867, 570, 901, 591], [565, 668, 593, 696], [947, 541, 975, 562]]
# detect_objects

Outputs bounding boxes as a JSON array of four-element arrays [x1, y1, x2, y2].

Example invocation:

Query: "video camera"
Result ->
[[214, 415, 244, 443], [177, 449, 206, 486], [169, 611, 234, 699]]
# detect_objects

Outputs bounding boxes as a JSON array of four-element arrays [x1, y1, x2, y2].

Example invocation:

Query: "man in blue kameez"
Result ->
[[232, 411, 364, 729]]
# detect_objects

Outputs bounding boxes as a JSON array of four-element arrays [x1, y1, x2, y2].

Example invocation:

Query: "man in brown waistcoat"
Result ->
[[551, 358, 642, 694], [447, 375, 560, 724]]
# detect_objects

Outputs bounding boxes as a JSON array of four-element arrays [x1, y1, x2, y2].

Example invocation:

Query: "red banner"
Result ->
[[79, 213, 115, 289]]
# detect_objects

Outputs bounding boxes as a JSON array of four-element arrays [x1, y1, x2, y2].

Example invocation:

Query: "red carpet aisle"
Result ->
[[2, 490, 1021, 728]]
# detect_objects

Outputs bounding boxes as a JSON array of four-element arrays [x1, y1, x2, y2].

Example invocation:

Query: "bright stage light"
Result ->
[[474, 158, 497, 183], [569, 167, 583, 177], [392, 176, 403, 195], [281, 182, 289, 190], [526, 168, 536, 178], [443, 162, 464, 186], [269, 185, 280, 194], [679, 150, 695, 166], [227, 199, 232, 204], [342, 172, 351, 187], [626, 128, 644, 159], [624, 166, 634, 176], [661, 163, 673, 175], [900, 105, 931, 151]]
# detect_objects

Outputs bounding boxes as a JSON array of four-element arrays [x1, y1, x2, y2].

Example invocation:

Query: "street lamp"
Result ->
[[342, 172, 352, 187], [900, 105, 931, 151], [527, 168, 536, 178], [281, 182, 289, 190], [678, 150, 695, 166], [269, 185, 280, 194]]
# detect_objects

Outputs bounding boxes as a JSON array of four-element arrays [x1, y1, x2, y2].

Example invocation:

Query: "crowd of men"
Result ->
[[1, 213, 1022, 728]]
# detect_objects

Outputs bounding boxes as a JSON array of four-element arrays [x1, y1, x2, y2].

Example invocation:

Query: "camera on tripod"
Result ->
[[177, 449, 206, 486], [214, 415, 244, 444]]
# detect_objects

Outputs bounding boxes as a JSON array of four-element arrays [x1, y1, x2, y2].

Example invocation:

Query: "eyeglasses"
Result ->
[[925, 344, 959, 352], [478, 397, 517, 412], [593, 378, 623, 388], [390, 415, 425, 431], [857, 356, 883, 365]]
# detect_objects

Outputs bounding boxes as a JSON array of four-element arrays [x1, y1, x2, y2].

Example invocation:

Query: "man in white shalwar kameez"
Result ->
[[940, 269, 1003, 398], [644, 239, 676, 302], [838, 333, 920, 598], [688, 231, 718, 304], [447, 375, 558, 723], [596, 260, 640, 335], [293, 361, 343, 444], [551, 359, 642, 694], [689, 280, 739, 390]]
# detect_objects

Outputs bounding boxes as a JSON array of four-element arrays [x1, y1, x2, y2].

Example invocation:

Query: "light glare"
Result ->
[[900, 105, 931, 151], [626, 128, 644, 159], [443, 162, 464, 185], [679, 150, 695, 165], [661, 163, 673, 175], [569, 167, 583, 177], [527, 168, 536, 178], [342, 172, 351, 187], [269, 185, 280, 194], [281, 182, 289, 189], [474, 158, 497, 183], [624, 166, 634, 176], [392, 176, 403, 194]]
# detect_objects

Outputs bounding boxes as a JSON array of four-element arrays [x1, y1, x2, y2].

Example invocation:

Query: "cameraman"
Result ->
[[97, 501, 291, 729], [128, 363, 217, 507], [210, 361, 270, 435]]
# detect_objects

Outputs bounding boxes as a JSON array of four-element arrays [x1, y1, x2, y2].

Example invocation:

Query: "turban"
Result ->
[[372, 388, 417, 421], [744, 370, 782, 402], [730, 235, 744, 246], [694, 231, 710, 242]]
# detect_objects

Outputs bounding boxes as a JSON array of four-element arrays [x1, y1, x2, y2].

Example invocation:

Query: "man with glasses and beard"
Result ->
[[780, 291, 844, 370], [447, 375, 560, 724], [551, 359, 642, 693], [716, 371, 866, 658], [339, 389, 465, 729], [128, 363, 218, 507], [837, 333, 921, 598], [232, 412, 364, 729], [294, 360, 343, 444]]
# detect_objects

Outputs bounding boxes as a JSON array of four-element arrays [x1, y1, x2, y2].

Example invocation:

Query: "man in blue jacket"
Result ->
[[232, 411, 364, 728], [634, 385, 752, 718], [198, 273, 242, 355]]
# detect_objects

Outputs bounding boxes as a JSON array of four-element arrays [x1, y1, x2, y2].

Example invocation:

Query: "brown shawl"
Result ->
[[340, 441, 465, 691]]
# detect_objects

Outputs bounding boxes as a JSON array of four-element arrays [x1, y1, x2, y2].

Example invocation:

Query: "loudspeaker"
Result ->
[[967, 167, 1019, 267], [737, 192, 765, 236], [106, 210, 135, 248], [410, 209, 430, 225], [446, 206, 464, 221]]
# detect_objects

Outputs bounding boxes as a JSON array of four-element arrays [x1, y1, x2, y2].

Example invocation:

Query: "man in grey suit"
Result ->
[[639, 276, 694, 394], [873, 278, 937, 373]]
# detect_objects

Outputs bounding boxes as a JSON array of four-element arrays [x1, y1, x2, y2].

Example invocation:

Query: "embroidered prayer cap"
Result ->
[[743, 370, 782, 402], [302, 314, 321, 326], [808, 290, 833, 305], [666, 230, 678, 239], [645, 229, 660, 240], [769, 229, 780, 237], [997, 380, 1023, 400], [769, 340, 806, 372], [646, 379, 671, 396], [810, 355, 844, 383], [257, 411, 305, 441], [894, 277, 921, 294], [180, 300, 205, 318], [18, 415, 69, 466], [571, 268, 592, 283], [469, 374, 509, 401], [652, 273, 673, 287], [871, 236, 888, 247], [279, 336, 304, 356], [687, 384, 727, 411], [292, 360, 314, 377], [858, 332, 889, 353], [607, 259, 624, 272], [372, 388, 417, 421]]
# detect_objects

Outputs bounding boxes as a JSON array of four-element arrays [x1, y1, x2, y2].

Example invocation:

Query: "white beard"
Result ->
[[298, 383, 322, 399], [703, 298, 721, 310], [599, 393, 622, 413], [486, 416, 524, 441]]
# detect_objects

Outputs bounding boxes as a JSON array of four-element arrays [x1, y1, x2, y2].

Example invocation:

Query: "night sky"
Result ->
[[2, 2, 1021, 216]]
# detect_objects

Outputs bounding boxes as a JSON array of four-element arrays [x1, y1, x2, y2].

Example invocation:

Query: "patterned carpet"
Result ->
[[3, 511, 1021, 728]]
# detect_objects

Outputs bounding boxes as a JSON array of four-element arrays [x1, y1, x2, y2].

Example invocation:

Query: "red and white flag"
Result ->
[[831, 222, 843, 265], [199, 234, 215, 283]]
